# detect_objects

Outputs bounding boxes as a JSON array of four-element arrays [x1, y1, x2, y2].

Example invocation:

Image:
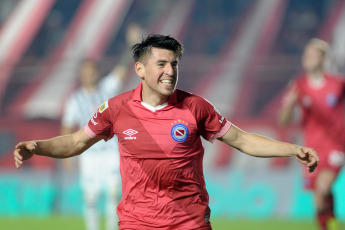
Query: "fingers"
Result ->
[[296, 147, 320, 173], [296, 146, 308, 160], [13, 148, 23, 160], [298, 147, 320, 162], [297, 147, 306, 158], [307, 162, 317, 173], [306, 148, 319, 173], [309, 148, 320, 162], [13, 141, 36, 169], [306, 158, 317, 171], [308, 162, 318, 173], [304, 148, 320, 172], [15, 142, 26, 149], [307, 158, 316, 167], [14, 157, 22, 169], [14, 149, 23, 169]]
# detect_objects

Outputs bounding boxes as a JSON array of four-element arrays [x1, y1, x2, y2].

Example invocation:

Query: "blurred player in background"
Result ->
[[61, 60, 122, 230], [61, 24, 141, 230], [279, 38, 345, 230], [14, 34, 319, 230]]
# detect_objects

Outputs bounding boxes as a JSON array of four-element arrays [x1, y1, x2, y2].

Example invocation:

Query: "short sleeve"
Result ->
[[192, 96, 231, 143], [61, 96, 78, 127], [87, 100, 114, 140]]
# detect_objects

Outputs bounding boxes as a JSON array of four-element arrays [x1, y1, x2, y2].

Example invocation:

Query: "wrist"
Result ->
[[32, 141, 37, 147], [293, 145, 301, 157], [31, 141, 39, 154]]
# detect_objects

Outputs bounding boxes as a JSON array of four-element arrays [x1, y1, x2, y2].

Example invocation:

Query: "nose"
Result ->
[[165, 63, 174, 76]]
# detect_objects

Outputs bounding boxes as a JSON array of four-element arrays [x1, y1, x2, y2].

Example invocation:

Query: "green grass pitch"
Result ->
[[0, 216, 333, 230]]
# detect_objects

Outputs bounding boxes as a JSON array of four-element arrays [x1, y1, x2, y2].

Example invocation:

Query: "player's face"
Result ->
[[80, 62, 100, 87], [137, 47, 178, 102], [302, 45, 324, 72]]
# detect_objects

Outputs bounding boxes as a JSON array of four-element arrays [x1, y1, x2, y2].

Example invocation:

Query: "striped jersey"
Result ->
[[62, 73, 122, 154]]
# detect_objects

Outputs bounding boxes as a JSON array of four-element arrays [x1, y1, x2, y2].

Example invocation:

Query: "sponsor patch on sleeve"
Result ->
[[98, 101, 108, 113]]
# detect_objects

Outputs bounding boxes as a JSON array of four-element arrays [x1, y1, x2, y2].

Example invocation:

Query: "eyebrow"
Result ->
[[156, 59, 179, 64]]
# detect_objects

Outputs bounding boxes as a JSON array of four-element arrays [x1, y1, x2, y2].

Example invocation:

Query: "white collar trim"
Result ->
[[141, 101, 168, 112]]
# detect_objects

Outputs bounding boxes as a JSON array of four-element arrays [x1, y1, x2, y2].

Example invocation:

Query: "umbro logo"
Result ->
[[123, 129, 138, 140]]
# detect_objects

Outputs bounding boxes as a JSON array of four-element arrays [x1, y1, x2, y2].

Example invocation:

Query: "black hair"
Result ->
[[131, 34, 184, 62]]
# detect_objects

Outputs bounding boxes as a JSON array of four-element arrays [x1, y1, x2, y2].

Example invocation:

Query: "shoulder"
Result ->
[[176, 89, 209, 104], [287, 74, 306, 91], [108, 89, 135, 108], [175, 89, 214, 111], [96, 89, 134, 119], [325, 72, 345, 83]]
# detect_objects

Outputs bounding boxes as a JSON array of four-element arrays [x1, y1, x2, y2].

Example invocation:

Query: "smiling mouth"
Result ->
[[160, 79, 174, 85]]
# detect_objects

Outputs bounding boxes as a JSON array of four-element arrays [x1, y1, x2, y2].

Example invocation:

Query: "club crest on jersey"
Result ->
[[326, 93, 337, 107], [98, 101, 108, 113], [171, 120, 189, 143]]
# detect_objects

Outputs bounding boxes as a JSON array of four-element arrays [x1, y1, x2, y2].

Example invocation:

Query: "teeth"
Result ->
[[161, 80, 172, 84]]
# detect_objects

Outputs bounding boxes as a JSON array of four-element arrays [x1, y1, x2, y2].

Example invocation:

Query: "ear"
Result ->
[[135, 62, 145, 80]]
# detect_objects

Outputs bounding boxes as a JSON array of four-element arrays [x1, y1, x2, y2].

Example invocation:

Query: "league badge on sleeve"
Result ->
[[171, 122, 189, 143], [98, 101, 108, 113]]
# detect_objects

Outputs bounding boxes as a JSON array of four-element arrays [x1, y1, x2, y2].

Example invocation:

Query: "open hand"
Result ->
[[295, 146, 320, 172], [13, 141, 37, 168]]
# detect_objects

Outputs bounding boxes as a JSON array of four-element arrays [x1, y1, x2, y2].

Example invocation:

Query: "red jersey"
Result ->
[[292, 73, 345, 187], [294, 73, 345, 150], [85, 83, 231, 229]]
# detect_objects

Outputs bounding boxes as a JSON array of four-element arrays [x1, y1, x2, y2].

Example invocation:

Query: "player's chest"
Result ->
[[113, 106, 199, 155], [300, 83, 343, 109]]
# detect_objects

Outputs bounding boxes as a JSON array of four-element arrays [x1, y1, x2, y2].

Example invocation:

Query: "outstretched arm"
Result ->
[[60, 125, 78, 171], [217, 125, 319, 172], [14, 128, 102, 168]]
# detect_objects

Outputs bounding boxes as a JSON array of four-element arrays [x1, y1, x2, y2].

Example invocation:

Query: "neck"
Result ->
[[306, 68, 323, 80], [83, 85, 97, 92], [142, 93, 168, 107], [141, 89, 169, 107], [306, 70, 325, 88]]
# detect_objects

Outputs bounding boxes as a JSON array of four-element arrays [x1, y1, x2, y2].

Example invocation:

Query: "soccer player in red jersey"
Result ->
[[279, 38, 345, 230], [14, 34, 319, 229]]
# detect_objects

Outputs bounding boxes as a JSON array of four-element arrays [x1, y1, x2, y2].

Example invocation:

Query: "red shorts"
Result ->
[[303, 148, 345, 190]]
